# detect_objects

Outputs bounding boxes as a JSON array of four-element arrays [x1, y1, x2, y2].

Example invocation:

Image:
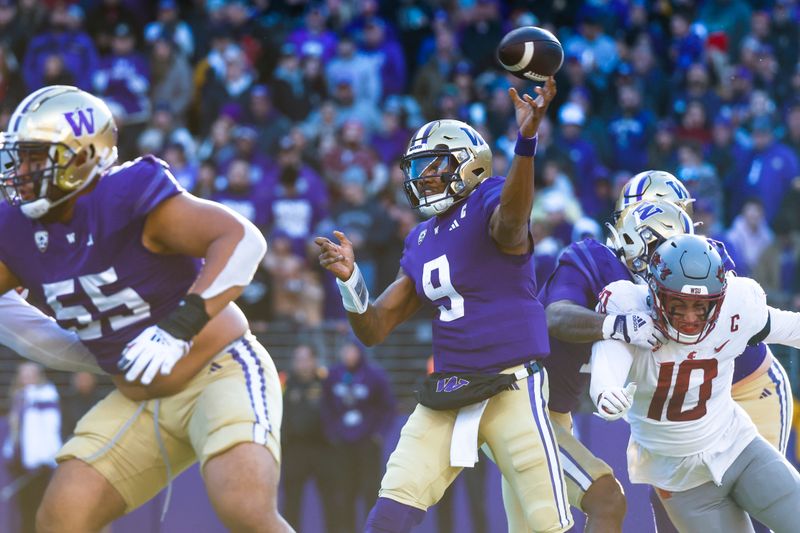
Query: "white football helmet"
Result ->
[[614, 170, 693, 223], [400, 119, 492, 218], [608, 199, 694, 276], [0, 85, 118, 218]]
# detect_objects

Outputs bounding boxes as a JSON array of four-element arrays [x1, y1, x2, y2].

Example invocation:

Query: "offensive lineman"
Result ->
[[0, 86, 290, 532]]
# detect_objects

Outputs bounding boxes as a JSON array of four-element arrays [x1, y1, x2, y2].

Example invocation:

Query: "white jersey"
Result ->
[[590, 275, 771, 491]]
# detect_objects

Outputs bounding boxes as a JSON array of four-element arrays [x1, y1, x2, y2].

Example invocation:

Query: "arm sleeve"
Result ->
[[0, 291, 104, 374], [589, 340, 634, 406], [762, 307, 800, 348]]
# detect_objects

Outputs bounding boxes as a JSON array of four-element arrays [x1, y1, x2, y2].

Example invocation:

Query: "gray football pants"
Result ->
[[656, 436, 800, 533]]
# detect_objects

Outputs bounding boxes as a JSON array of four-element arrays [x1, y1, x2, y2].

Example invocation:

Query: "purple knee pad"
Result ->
[[365, 497, 425, 533]]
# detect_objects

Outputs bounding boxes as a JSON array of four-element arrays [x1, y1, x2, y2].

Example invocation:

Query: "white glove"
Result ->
[[602, 313, 666, 350], [594, 383, 637, 421], [118, 325, 190, 385]]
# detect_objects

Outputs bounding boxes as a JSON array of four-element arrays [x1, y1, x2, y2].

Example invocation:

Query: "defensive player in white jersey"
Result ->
[[590, 234, 800, 532]]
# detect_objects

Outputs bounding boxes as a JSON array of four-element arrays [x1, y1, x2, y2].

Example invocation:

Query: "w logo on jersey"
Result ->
[[436, 376, 470, 392], [63, 108, 95, 137]]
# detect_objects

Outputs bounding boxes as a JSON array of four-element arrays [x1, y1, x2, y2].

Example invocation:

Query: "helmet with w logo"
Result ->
[[400, 119, 492, 217], [614, 170, 693, 223], [0, 85, 118, 218]]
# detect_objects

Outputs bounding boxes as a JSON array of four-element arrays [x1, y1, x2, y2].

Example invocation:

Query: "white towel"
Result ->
[[450, 400, 490, 467]]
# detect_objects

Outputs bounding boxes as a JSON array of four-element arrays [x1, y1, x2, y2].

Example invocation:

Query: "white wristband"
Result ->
[[336, 263, 370, 314]]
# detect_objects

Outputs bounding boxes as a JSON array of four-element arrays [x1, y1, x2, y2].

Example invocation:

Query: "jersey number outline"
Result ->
[[647, 358, 718, 421], [42, 266, 151, 340], [422, 255, 465, 322]]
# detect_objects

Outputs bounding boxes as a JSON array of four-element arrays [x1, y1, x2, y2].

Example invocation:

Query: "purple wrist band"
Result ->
[[514, 132, 538, 157]]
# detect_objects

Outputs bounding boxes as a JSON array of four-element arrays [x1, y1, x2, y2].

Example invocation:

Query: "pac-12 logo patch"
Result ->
[[34, 230, 49, 252]]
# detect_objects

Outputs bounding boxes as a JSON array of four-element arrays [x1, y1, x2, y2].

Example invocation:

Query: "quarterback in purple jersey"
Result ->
[[0, 86, 291, 532], [316, 78, 574, 533]]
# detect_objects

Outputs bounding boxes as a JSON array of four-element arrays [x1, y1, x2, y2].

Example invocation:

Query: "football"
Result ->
[[496, 26, 564, 82]]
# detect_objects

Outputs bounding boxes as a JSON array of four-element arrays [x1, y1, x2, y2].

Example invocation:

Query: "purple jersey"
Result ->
[[0, 156, 200, 373], [400, 177, 549, 373], [541, 238, 767, 414], [540, 239, 632, 413]]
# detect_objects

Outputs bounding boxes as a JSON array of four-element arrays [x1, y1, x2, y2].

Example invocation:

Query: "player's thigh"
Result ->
[[656, 483, 754, 533], [733, 358, 793, 454], [37, 459, 126, 531], [187, 335, 283, 470], [481, 368, 572, 533], [379, 403, 462, 510], [57, 389, 195, 514], [551, 419, 614, 511], [203, 442, 281, 514], [730, 436, 800, 532]]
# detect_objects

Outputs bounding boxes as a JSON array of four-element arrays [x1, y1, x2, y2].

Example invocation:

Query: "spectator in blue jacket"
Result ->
[[322, 340, 396, 533]]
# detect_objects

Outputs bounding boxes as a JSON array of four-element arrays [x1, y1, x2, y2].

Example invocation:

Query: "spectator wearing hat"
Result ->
[[706, 113, 748, 189], [199, 44, 255, 135], [144, 0, 194, 59], [555, 102, 605, 218], [246, 83, 291, 154], [371, 99, 412, 165], [271, 42, 319, 122], [412, 25, 463, 120], [22, 3, 98, 91], [699, 0, 752, 63], [86, 0, 141, 56], [728, 115, 800, 223], [217, 124, 274, 187], [359, 16, 407, 98], [321, 340, 396, 533], [607, 83, 655, 172], [263, 136, 329, 258], [458, 0, 503, 74], [326, 34, 381, 105], [318, 72, 382, 135], [287, 2, 338, 64], [93, 22, 151, 160], [212, 156, 267, 228], [563, 7, 619, 90], [149, 36, 193, 122], [647, 118, 680, 173]]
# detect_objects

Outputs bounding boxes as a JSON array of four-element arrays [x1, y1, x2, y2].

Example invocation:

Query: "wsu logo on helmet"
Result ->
[[63, 108, 96, 137]]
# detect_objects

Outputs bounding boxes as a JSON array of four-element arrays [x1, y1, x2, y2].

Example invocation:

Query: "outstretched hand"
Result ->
[[314, 230, 355, 281], [509, 77, 557, 138]]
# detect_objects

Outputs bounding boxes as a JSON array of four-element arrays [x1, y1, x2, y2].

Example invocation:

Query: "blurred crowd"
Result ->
[[0, 0, 798, 330]]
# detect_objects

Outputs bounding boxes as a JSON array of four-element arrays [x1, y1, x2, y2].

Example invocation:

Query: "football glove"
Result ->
[[118, 325, 190, 385], [594, 383, 637, 421], [602, 313, 666, 350]]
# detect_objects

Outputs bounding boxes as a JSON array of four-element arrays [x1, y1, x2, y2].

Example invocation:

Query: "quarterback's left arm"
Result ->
[[119, 193, 266, 384], [489, 77, 556, 254], [753, 306, 800, 348]]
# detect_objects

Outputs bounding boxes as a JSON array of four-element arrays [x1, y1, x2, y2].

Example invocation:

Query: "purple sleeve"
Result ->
[[539, 261, 593, 308], [118, 157, 185, 220], [474, 177, 503, 222]]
